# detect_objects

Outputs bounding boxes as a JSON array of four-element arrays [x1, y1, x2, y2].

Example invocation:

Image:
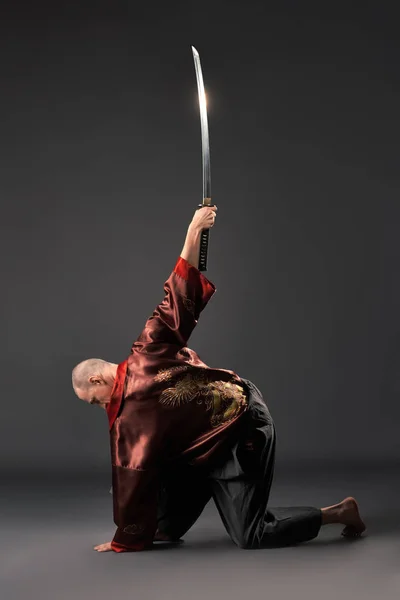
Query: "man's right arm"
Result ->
[[132, 207, 217, 352], [179, 221, 202, 270], [180, 205, 217, 268]]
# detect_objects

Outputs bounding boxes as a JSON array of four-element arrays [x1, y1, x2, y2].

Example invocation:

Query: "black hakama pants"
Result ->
[[156, 377, 322, 548]]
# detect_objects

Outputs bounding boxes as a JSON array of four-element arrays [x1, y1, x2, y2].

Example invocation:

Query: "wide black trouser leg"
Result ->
[[208, 378, 322, 549], [156, 463, 213, 540]]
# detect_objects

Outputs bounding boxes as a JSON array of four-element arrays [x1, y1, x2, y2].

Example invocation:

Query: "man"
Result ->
[[72, 205, 366, 553]]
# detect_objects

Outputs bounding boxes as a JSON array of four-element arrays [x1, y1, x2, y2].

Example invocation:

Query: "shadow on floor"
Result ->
[[359, 509, 400, 534]]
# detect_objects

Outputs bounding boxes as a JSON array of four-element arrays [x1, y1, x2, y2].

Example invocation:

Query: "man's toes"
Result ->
[[341, 525, 362, 538]]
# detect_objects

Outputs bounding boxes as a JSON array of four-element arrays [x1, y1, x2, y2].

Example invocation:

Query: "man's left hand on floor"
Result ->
[[93, 541, 113, 552]]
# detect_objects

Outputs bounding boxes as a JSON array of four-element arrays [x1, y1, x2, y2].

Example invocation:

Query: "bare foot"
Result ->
[[338, 497, 366, 538]]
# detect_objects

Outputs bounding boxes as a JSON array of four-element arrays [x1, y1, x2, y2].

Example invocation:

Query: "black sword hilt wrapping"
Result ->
[[196, 203, 215, 272]]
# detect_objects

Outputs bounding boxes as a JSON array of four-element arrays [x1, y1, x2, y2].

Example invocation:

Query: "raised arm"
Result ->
[[132, 206, 218, 352], [180, 205, 217, 269]]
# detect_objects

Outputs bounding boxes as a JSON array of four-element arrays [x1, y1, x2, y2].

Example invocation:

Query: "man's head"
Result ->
[[72, 358, 118, 409]]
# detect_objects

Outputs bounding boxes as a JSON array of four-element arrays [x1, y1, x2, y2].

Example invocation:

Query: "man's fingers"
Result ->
[[93, 542, 112, 552]]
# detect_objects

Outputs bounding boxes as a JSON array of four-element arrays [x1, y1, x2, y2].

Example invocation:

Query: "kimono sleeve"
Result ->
[[132, 256, 216, 351], [110, 465, 159, 553]]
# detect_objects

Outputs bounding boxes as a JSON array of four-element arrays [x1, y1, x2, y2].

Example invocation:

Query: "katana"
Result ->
[[192, 46, 213, 272]]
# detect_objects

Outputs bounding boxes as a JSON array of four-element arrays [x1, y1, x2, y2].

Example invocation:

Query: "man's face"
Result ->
[[78, 383, 112, 409]]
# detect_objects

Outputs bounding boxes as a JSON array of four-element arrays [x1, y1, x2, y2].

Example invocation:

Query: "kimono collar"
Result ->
[[106, 360, 128, 431]]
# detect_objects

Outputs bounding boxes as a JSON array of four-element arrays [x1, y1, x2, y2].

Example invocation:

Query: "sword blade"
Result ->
[[192, 46, 211, 204]]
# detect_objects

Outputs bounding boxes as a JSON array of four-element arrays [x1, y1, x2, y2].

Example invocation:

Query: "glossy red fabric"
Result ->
[[106, 360, 128, 430], [107, 255, 249, 552]]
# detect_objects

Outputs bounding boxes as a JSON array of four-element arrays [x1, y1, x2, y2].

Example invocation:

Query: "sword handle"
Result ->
[[196, 203, 212, 271]]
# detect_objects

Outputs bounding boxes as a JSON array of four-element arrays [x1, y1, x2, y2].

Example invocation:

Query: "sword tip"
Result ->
[[191, 45, 199, 57]]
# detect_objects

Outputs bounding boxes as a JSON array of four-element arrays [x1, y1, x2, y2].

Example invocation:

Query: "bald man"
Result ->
[[72, 205, 366, 553]]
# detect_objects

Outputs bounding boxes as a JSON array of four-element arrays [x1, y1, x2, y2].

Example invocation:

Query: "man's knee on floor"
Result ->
[[234, 531, 257, 550], [233, 526, 283, 549]]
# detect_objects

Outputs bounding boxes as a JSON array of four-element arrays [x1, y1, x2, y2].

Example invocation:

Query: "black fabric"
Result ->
[[156, 377, 322, 548]]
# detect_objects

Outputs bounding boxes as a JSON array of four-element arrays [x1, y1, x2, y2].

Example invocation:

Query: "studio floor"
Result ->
[[2, 463, 399, 600]]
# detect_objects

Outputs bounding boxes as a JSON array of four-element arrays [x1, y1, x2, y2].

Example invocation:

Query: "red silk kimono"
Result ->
[[106, 256, 249, 552]]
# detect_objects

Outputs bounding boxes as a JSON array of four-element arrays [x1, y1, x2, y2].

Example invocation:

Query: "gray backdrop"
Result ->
[[1, 0, 399, 474]]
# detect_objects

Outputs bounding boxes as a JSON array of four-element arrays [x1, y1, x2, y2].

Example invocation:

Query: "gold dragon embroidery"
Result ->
[[155, 366, 247, 428], [154, 365, 190, 383]]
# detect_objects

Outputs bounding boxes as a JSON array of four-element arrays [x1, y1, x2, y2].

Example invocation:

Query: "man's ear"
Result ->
[[89, 375, 102, 385]]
